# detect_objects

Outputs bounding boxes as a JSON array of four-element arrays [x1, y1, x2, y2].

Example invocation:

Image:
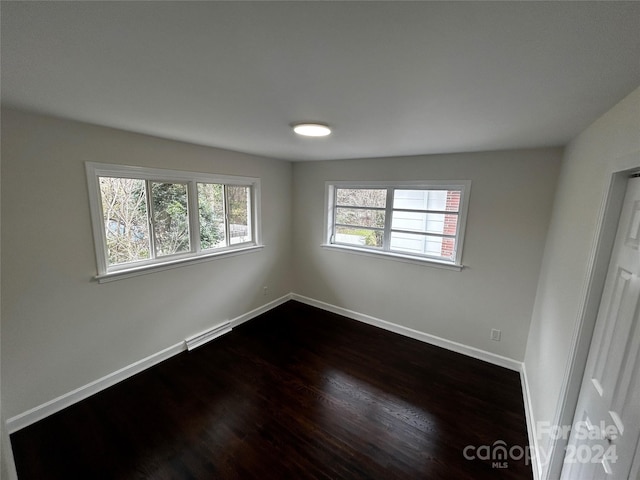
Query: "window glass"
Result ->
[[99, 177, 150, 266], [328, 182, 469, 265], [391, 212, 458, 236], [150, 182, 190, 256], [88, 163, 260, 278], [226, 185, 252, 245], [336, 207, 385, 229], [390, 232, 456, 260], [335, 226, 384, 248], [336, 188, 387, 208], [393, 189, 460, 212], [197, 183, 226, 250]]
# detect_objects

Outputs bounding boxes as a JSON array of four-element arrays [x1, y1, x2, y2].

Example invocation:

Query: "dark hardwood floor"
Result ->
[[11, 301, 532, 479]]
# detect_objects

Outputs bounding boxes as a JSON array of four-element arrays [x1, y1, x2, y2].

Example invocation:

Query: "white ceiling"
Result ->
[[2, 1, 639, 161]]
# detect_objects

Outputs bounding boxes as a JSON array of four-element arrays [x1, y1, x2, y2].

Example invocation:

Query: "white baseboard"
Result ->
[[6, 294, 292, 434], [230, 293, 292, 328], [290, 293, 522, 371], [521, 362, 542, 480], [7, 292, 523, 438], [6, 341, 185, 434], [292, 294, 540, 474]]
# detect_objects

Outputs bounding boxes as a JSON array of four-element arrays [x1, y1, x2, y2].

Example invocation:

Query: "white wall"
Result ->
[[4, 86, 636, 478], [0, 109, 293, 426], [524, 86, 640, 479], [0, 107, 9, 480], [292, 148, 562, 361]]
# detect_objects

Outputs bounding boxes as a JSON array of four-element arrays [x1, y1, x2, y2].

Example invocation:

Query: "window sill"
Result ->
[[95, 245, 264, 283], [320, 244, 464, 271]]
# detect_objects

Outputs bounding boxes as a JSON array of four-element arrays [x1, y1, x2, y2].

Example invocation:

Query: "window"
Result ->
[[86, 163, 260, 280], [325, 181, 470, 267]]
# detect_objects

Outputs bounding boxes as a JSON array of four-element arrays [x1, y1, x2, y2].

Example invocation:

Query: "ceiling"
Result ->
[[2, 1, 639, 161]]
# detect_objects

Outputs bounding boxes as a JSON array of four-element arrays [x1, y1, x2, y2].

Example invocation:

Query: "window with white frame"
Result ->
[[86, 163, 261, 279], [325, 181, 470, 267]]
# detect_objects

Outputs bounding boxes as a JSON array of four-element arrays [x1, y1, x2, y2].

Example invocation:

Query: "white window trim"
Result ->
[[86, 162, 262, 282], [323, 180, 471, 269]]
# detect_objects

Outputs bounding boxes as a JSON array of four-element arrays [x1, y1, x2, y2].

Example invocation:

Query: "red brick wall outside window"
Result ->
[[441, 191, 461, 259]]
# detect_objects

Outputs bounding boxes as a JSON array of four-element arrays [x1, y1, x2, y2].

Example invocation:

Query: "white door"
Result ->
[[562, 176, 640, 479]]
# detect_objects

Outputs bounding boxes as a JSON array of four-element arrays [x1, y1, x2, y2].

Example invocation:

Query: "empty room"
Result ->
[[1, 2, 639, 479]]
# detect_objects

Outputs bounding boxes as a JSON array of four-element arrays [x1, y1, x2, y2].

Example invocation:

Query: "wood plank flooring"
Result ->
[[11, 301, 532, 479]]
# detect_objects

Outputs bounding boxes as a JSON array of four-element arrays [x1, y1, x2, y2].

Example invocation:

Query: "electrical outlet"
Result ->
[[263, 286, 268, 296], [491, 329, 501, 341]]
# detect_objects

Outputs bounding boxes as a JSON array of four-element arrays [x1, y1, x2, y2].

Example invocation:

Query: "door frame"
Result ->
[[547, 156, 640, 479]]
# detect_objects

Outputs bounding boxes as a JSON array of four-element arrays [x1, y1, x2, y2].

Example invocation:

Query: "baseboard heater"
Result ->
[[185, 320, 232, 351]]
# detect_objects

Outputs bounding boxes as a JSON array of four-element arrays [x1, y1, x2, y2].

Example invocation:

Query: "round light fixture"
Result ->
[[292, 123, 331, 137]]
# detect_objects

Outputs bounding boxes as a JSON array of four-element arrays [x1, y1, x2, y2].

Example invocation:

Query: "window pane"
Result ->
[[226, 185, 252, 245], [335, 226, 383, 248], [390, 232, 456, 259], [443, 191, 462, 212], [391, 211, 458, 235], [336, 188, 387, 208], [99, 177, 151, 266], [336, 207, 385, 229], [393, 189, 461, 212], [197, 183, 226, 250], [151, 182, 190, 256]]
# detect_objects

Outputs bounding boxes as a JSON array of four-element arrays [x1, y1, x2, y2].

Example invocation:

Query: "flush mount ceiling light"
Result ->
[[292, 123, 331, 137]]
